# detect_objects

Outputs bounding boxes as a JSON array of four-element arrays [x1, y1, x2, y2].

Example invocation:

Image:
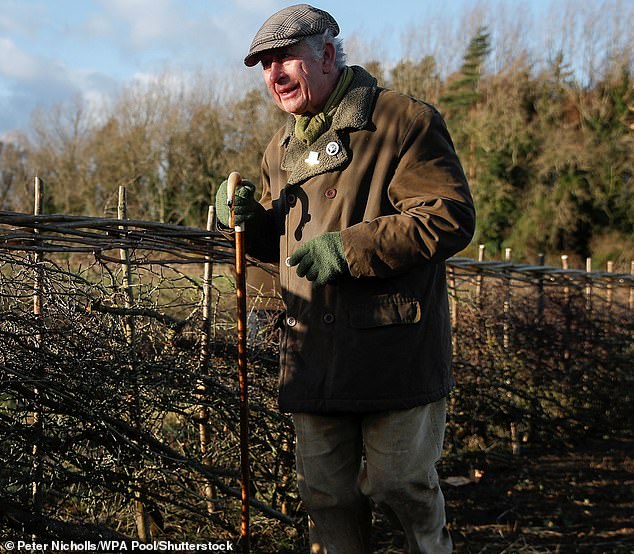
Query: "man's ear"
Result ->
[[322, 42, 336, 73]]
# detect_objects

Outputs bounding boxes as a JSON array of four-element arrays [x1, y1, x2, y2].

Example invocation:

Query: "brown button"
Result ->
[[325, 188, 337, 199], [322, 312, 335, 324]]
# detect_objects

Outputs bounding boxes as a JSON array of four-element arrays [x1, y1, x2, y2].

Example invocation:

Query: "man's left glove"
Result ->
[[214, 178, 263, 228], [288, 232, 349, 287]]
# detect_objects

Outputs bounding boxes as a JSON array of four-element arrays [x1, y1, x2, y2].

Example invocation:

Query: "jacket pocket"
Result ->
[[348, 295, 422, 329]]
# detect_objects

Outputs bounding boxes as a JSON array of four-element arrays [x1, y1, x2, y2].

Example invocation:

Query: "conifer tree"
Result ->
[[440, 26, 491, 113]]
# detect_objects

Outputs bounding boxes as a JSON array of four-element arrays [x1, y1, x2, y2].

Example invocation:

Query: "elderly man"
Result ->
[[216, 4, 475, 553]]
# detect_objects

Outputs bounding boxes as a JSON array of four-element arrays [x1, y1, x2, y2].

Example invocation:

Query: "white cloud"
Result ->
[[116, 0, 175, 45], [0, 1, 47, 37], [0, 14, 22, 34], [0, 33, 123, 134], [81, 14, 114, 39], [95, 0, 185, 48], [0, 37, 40, 80]]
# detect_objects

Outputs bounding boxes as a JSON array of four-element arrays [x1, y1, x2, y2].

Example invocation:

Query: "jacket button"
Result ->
[[322, 312, 335, 325], [287, 193, 297, 206], [285, 257, 292, 267], [324, 188, 337, 199], [287, 316, 297, 327]]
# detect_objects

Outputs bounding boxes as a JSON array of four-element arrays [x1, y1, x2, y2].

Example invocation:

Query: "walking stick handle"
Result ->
[[227, 171, 243, 231]]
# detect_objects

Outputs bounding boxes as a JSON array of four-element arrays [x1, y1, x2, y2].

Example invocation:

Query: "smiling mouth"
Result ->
[[278, 84, 299, 98]]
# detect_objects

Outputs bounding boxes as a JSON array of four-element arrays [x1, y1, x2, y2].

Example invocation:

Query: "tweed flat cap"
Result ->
[[244, 4, 339, 67]]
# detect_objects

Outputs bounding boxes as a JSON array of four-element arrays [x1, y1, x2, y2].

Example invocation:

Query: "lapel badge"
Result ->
[[326, 141, 340, 156], [305, 151, 320, 165]]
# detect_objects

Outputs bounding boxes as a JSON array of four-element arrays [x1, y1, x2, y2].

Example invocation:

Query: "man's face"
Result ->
[[260, 41, 335, 116]]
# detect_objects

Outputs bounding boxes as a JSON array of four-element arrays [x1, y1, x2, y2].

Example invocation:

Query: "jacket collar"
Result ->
[[279, 65, 378, 186]]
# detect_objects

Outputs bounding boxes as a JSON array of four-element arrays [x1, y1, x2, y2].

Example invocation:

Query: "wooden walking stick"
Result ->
[[227, 171, 251, 553]]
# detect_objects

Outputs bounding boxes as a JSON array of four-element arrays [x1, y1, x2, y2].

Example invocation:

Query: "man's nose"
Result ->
[[268, 61, 284, 83]]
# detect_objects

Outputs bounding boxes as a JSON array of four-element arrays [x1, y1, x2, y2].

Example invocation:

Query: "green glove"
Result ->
[[288, 232, 349, 286], [214, 178, 262, 227]]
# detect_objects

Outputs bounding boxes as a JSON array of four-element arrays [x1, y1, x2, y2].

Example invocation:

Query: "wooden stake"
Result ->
[[475, 244, 485, 306], [606, 261, 614, 307], [199, 205, 216, 513], [630, 261, 634, 311], [536, 253, 545, 322], [585, 257, 593, 311], [503, 248, 511, 350], [33, 176, 43, 317], [31, 176, 44, 521], [561, 254, 569, 305], [561, 255, 571, 364], [118, 186, 150, 543], [448, 265, 458, 356], [118, 186, 135, 343]]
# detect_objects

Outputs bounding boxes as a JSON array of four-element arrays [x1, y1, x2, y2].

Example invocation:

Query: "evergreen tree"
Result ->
[[439, 26, 492, 250], [440, 26, 491, 114]]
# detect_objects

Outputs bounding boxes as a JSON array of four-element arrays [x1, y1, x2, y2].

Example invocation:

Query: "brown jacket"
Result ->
[[248, 66, 475, 413]]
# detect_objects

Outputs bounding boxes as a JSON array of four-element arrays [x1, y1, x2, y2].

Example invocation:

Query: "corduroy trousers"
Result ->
[[292, 398, 452, 553]]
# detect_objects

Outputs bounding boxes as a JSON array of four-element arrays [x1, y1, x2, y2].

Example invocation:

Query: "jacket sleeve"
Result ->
[[242, 152, 280, 263], [341, 107, 476, 279]]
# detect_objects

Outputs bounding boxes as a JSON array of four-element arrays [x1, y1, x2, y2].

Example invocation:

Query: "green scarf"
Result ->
[[294, 66, 354, 145]]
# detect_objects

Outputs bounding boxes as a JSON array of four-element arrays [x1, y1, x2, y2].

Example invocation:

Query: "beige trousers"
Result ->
[[292, 399, 452, 554]]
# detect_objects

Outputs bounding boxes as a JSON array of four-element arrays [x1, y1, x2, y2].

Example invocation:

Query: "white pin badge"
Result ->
[[305, 151, 320, 165], [326, 141, 340, 156]]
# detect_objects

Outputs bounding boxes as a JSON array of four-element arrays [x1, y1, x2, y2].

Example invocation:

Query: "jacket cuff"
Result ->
[[340, 225, 370, 278]]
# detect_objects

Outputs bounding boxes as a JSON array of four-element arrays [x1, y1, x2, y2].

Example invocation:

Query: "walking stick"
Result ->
[[227, 171, 250, 553]]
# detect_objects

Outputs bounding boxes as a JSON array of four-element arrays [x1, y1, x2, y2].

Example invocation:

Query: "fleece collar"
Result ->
[[279, 65, 378, 186]]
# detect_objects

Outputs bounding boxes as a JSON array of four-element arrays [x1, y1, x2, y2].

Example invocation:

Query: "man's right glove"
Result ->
[[214, 178, 264, 227]]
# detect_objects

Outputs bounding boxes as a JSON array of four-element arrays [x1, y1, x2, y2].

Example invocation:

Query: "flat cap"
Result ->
[[244, 4, 339, 67]]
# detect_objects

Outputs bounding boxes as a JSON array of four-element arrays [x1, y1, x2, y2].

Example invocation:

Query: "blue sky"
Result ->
[[0, 0, 630, 138]]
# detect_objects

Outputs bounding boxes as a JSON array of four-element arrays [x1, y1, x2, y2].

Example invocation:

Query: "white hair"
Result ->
[[302, 29, 347, 69]]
